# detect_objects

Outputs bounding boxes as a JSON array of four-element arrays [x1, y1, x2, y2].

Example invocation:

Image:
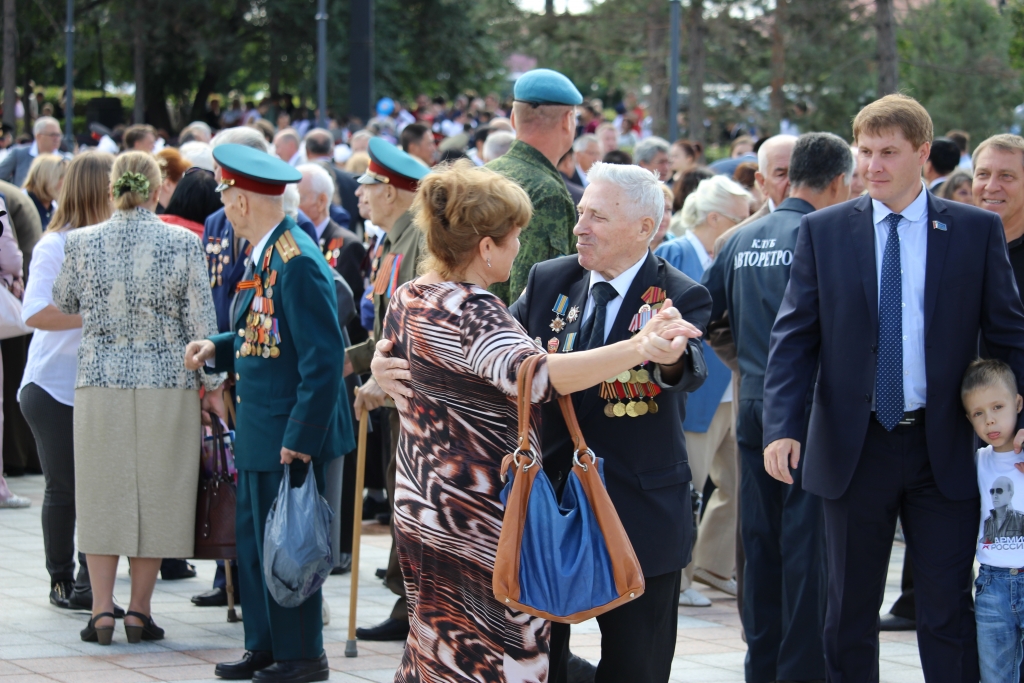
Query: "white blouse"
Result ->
[[18, 231, 82, 406]]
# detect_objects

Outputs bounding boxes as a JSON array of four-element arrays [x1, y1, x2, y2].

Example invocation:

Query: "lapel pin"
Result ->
[[932, 220, 947, 231]]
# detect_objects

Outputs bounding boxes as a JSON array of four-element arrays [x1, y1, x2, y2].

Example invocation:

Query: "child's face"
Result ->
[[965, 384, 1023, 451]]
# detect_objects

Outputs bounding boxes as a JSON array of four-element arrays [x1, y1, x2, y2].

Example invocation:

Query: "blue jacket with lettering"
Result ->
[[656, 236, 732, 432], [702, 197, 814, 401]]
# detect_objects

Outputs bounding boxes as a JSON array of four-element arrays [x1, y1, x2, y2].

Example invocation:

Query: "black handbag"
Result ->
[[193, 420, 237, 560]]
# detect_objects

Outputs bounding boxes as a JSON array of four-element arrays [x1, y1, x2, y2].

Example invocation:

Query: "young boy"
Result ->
[[964, 358, 1024, 683]]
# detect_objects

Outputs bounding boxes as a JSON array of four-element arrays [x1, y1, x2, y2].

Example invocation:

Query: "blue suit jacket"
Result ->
[[763, 192, 1024, 501], [656, 237, 732, 432]]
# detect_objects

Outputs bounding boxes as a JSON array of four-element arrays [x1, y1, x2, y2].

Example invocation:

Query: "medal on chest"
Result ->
[[601, 286, 668, 418]]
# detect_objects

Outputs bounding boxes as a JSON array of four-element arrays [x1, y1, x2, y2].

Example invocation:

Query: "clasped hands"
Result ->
[[369, 299, 702, 413]]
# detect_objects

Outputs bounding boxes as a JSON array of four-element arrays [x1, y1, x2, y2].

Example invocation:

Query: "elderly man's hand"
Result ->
[[635, 298, 703, 366], [764, 438, 801, 484], [185, 340, 216, 371], [370, 339, 413, 412], [353, 376, 390, 416], [280, 447, 312, 465]]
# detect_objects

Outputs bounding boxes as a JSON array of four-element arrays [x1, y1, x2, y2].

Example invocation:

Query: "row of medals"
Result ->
[[207, 237, 231, 288], [238, 271, 280, 359], [601, 366, 659, 418]]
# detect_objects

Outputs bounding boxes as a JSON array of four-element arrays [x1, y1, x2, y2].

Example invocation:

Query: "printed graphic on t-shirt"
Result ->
[[977, 446, 1024, 566]]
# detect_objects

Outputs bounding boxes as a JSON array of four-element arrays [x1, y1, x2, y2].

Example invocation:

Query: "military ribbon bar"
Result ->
[[551, 294, 570, 315]]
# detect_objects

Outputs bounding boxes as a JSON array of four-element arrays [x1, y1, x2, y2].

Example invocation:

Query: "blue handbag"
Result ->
[[493, 354, 645, 623]]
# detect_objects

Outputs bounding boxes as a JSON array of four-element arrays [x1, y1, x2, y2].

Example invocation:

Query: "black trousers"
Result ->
[[549, 570, 681, 683], [736, 399, 826, 683], [822, 418, 979, 683], [19, 382, 87, 588]]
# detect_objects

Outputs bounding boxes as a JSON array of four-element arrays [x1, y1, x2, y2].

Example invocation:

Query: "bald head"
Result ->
[[756, 135, 798, 207], [274, 128, 300, 163]]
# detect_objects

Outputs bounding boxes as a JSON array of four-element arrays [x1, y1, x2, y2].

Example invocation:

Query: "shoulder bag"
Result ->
[[493, 354, 645, 623], [194, 419, 237, 560]]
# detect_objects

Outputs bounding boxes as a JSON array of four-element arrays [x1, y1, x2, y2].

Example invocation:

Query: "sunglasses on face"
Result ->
[[992, 488, 1008, 495]]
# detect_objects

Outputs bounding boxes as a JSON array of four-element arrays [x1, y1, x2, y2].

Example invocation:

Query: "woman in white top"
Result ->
[[18, 151, 115, 610], [0, 197, 27, 508]]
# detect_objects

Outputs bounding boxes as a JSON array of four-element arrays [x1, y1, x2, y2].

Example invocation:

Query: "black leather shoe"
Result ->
[[160, 559, 197, 580], [878, 613, 916, 631], [567, 652, 597, 683], [192, 587, 241, 607], [50, 580, 74, 608], [329, 553, 352, 575], [362, 496, 389, 520], [215, 651, 274, 680], [356, 617, 409, 641], [66, 588, 125, 618], [252, 653, 329, 682], [375, 568, 386, 579]]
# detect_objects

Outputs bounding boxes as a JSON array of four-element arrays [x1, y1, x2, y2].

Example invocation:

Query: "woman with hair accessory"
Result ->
[[18, 152, 118, 611], [373, 160, 698, 681], [53, 151, 223, 645]]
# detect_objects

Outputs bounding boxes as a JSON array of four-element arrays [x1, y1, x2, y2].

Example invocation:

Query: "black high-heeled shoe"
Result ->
[[124, 610, 164, 643], [80, 612, 116, 645]]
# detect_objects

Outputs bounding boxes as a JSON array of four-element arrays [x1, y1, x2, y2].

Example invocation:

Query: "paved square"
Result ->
[[0, 474, 924, 682]]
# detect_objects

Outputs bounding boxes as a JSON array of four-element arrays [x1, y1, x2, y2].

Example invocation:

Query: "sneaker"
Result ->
[[679, 587, 711, 607], [0, 494, 29, 508], [693, 567, 737, 596]]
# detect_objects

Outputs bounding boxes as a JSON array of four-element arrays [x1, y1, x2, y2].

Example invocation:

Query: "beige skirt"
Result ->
[[74, 387, 200, 557]]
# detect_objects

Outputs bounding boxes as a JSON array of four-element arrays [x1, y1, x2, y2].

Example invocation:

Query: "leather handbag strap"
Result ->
[[557, 395, 589, 455], [517, 354, 541, 451]]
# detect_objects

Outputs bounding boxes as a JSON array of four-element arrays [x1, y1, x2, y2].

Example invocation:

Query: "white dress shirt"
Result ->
[[581, 252, 649, 345], [872, 182, 929, 411], [18, 232, 81, 406], [576, 164, 590, 187], [683, 231, 731, 404], [250, 226, 276, 268]]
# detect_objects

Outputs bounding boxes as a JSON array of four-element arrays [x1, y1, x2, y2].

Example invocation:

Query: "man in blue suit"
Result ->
[[656, 174, 751, 607], [763, 94, 1024, 682]]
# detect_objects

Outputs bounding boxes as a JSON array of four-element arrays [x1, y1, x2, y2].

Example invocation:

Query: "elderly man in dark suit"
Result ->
[[763, 94, 1024, 682], [374, 161, 711, 683], [0, 117, 65, 187]]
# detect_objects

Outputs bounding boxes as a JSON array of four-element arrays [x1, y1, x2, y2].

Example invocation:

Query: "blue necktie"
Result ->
[[580, 282, 618, 350], [875, 212, 905, 431]]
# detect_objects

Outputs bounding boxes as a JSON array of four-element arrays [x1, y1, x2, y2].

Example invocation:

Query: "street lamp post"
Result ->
[[64, 0, 74, 148], [316, 0, 327, 129], [668, 0, 681, 143]]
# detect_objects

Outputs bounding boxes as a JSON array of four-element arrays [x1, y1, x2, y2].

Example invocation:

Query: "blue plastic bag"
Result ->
[[263, 463, 334, 608]]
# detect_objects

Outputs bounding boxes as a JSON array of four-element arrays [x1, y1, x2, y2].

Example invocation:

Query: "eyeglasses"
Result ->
[[992, 488, 1007, 495], [37, 132, 62, 138]]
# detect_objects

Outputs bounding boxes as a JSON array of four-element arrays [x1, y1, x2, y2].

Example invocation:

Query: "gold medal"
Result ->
[[647, 398, 658, 414], [604, 403, 616, 418], [635, 400, 648, 416], [262, 345, 271, 359], [549, 316, 566, 333], [613, 402, 626, 417], [625, 401, 637, 417], [237, 329, 245, 337], [605, 376, 619, 384], [270, 346, 280, 358], [263, 317, 273, 330], [628, 369, 639, 384], [636, 368, 650, 383], [616, 370, 631, 383]]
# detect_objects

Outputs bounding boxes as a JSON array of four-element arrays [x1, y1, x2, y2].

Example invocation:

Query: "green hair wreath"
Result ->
[[112, 171, 151, 199]]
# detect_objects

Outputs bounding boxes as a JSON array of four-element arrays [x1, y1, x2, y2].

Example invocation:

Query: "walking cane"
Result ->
[[345, 394, 370, 657], [224, 560, 239, 622]]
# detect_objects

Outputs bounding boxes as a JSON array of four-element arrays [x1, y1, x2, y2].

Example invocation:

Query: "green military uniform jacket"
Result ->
[[486, 140, 578, 304], [208, 217, 355, 471], [372, 211, 426, 340]]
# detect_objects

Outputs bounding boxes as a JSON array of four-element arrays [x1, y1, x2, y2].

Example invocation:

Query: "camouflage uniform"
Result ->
[[486, 140, 577, 304]]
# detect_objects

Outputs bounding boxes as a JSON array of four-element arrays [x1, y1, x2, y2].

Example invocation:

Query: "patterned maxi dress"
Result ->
[[384, 281, 558, 683]]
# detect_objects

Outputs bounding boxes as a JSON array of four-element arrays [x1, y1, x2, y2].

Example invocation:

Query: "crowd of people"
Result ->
[[2, 64, 1024, 683]]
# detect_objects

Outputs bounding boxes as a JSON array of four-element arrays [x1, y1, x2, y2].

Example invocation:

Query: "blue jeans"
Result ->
[[976, 564, 1024, 683]]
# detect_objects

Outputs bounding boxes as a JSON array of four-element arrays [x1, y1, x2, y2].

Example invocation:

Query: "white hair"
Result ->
[[211, 126, 270, 153], [33, 116, 60, 136], [483, 131, 515, 162], [756, 134, 798, 174], [282, 184, 300, 220], [573, 134, 599, 153], [586, 161, 666, 237], [297, 163, 335, 200], [634, 136, 670, 165], [179, 141, 214, 171], [680, 175, 751, 232]]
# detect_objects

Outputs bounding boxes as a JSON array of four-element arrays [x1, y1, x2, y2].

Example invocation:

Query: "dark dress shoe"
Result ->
[[50, 580, 74, 608], [66, 588, 125, 618], [375, 568, 386, 580], [253, 653, 329, 682], [878, 613, 916, 631], [215, 651, 274, 680], [362, 496, 389, 520], [330, 553, 352, 575], [160, 559, 197, 580], [356, 617, 409, 641], [567, 652, 597, 683], [192, 587, 240, 607]]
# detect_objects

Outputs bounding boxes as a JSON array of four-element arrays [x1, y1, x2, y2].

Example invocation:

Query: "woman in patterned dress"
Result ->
[[381, 161, 698, 682]]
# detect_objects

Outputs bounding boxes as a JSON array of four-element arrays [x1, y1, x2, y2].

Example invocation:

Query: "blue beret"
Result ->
[[513, 68, 583, 106], [358, 137, 430, 192], [213, 143, 302, 195]]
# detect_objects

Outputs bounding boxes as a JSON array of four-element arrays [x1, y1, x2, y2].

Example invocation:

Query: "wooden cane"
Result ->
[[224, 559, 240, 622], [345, 395, 370, 657]]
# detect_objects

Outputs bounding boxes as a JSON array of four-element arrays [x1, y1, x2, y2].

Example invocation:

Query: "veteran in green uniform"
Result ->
[[185, 144, 353, 683], [350, 137, 429, 642], [487, 68, 583, 304]]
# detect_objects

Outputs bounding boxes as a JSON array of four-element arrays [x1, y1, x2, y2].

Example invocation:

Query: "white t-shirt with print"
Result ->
[[976, 444, 1024, 568]]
